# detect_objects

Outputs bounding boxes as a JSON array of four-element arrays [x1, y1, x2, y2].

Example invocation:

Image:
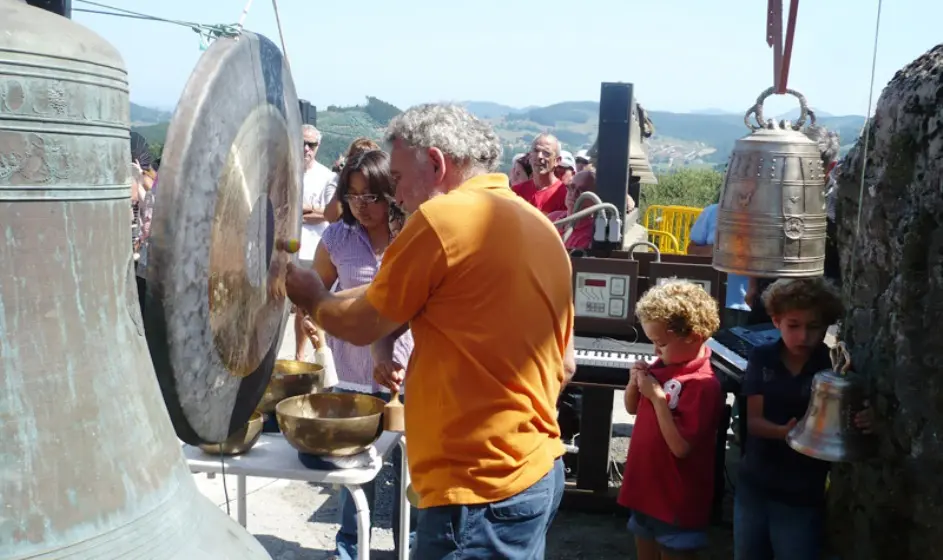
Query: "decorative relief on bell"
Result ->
[[784, 217, 805, 240], [0, 69, 129, 195], [0, 79, 26, 112]]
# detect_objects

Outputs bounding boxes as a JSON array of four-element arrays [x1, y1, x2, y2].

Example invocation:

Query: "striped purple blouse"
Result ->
[[320, 221, 414, 394]]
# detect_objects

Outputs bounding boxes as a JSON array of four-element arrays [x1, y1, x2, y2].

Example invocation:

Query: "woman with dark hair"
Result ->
[[296, 137, 384, 359], [509, 152, 532, 186], [306, 149, 414, 559]]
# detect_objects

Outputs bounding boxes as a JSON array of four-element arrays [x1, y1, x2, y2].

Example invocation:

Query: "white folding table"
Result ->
[[183, 431, 411, 560]]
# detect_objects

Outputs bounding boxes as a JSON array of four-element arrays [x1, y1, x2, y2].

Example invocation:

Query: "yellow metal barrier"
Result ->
[[646, 230, 680, 254], [642, 205, 704, 254]]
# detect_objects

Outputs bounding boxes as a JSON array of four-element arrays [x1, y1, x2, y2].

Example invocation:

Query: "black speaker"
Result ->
[[593, 82, 634, 251], [298, 99, 317, 126], [27, 0, 71, 18]]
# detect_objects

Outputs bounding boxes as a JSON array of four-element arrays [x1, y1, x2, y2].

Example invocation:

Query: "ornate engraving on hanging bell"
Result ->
[[713, 88, 828, 278]]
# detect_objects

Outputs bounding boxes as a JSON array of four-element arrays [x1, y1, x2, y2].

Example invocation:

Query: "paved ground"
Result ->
[[189, 318, 741, 559]]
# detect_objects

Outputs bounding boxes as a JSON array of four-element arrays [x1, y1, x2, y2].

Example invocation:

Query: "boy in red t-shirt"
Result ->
[[620, 280, 723, 560]]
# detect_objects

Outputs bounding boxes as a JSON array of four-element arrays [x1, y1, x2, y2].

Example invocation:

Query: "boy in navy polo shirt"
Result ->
[[734, 278, 872, 560], [620, 281, 723, 560]]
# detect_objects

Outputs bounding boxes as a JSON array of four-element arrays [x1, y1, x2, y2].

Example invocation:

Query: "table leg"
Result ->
[[237, 475, 247, 528], [345, 484, 371, 560], [576, 386, 614, 492], [398, 438, 410, 560]]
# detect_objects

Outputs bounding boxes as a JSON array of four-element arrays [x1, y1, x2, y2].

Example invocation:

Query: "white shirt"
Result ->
[[300, 161, 337, 260]]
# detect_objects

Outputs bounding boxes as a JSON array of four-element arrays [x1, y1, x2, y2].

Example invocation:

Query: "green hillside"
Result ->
[[130, 97, 866, 172], [131, 102, 172, 125]]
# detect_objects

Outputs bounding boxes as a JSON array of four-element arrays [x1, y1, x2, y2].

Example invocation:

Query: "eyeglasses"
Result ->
[[344, 194, 383, 205], [304, 141, 319, 150]]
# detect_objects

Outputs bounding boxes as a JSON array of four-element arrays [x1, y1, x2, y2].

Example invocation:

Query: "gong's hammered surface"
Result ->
[[145, 31, 303, 445]]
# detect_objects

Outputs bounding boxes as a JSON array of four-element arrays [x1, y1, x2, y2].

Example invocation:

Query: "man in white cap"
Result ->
[[574, 149, 591, 172], [554, 150, 577, 187]]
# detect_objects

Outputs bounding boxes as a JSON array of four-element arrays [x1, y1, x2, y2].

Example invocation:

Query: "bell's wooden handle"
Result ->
[[384, 390, 405, 433]]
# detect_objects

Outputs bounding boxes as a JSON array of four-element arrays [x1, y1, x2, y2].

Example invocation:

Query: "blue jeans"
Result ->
[[412, 458, 565, 560], [734, 479, 824, 560], [627, 511, 709, 552], [333, 388, 417, 560]]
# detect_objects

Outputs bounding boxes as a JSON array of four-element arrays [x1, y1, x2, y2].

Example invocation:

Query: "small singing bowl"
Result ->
[[257, 359, 324, 413], [198, 411, 264, 456], [276, 393, 385, 457]]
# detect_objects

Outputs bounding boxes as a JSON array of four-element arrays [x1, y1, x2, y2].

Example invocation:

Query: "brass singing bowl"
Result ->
[[406, 484, 420, 508], [276, 393, 385, 457], [257, 359, 324, 413], [198, 411, 264, 456]]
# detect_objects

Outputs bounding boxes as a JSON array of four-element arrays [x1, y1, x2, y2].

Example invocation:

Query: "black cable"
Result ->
[[219, 450, 231, 516]]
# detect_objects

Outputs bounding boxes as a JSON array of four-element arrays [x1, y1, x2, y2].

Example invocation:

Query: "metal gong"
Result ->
[[145, 31, 303, 445]]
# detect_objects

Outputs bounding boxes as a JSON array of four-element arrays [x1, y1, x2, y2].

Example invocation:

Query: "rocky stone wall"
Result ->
[[830, 44, 943, 559]]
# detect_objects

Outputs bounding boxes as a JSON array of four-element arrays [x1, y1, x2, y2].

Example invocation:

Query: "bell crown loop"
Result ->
[[743, 87, 817, 132], [830, 341, 853, 376]]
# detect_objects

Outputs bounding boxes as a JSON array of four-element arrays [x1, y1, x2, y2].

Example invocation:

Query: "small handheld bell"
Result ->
[[787, 342, 877, 462]]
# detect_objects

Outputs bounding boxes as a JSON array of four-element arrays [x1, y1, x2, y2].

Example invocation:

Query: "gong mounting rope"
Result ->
[[270, 0, 292, 74], [846, 0, 883, 289], [74, 0, 242, 48]]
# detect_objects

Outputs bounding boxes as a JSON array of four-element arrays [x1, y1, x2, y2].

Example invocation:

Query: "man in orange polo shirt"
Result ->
[[284, 103, 575, 559]]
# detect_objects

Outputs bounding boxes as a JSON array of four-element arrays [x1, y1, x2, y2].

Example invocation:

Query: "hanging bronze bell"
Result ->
[[0, 1, 272, 557], [786, 346, 877, 463], [713, 88, 828, 278], [587, 100, 658, 185]]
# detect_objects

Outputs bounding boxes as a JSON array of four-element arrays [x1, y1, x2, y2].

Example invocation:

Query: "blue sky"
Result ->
[[73, 0, 940, 117]]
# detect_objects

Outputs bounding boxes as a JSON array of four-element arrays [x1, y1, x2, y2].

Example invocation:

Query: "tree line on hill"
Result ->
[[130, 95, 804, 210]]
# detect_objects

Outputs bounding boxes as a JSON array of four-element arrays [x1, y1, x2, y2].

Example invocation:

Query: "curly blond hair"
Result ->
[[635, 280, 720, 339], [761, 278, 844, 324]]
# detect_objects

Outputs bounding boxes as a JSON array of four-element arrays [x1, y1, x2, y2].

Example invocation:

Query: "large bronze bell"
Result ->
[[786, 344, 877, 462], [713, 88, 828, 278], [0, 2, 270, 557], [587, 100, 657, 185]]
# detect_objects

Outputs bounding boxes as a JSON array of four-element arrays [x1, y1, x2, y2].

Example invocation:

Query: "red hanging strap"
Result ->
[[767, 0, 799, 93]]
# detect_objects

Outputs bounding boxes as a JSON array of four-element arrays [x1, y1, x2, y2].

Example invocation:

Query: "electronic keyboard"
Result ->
[[572, 336, 656, 387]]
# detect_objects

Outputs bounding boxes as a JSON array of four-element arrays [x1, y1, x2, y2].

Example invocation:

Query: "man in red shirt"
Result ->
[[511, 133, 566, 215], [620, 281, 723, 560]]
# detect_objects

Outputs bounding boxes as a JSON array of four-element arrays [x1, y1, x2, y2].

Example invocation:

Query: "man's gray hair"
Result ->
[[302, 124, 322, 143], [385, 103, 503, 172], [805, 125, 840, 166], [531, 133, 561, 155]]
